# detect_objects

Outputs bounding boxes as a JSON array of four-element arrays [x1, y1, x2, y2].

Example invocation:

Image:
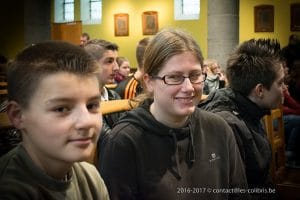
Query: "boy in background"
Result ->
[[200, 39, 283, 199], [0, 41, 109, 199]]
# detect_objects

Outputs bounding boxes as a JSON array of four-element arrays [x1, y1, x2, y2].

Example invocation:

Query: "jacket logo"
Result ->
[[209, 153, 220, 162]]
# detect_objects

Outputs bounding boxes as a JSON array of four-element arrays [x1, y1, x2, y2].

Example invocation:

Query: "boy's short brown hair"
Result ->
[[7, 41, 100, 108]]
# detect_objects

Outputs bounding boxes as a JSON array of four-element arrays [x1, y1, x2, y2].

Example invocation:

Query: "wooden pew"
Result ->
[[0, 82, 8, 101], [263, 108, 300, 199]]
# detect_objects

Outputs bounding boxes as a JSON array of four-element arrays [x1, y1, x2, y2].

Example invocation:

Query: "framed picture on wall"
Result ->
[[291, 3, 300, 31], [114, 13, 129, 36], [254, 5, 274, 32], [142, 11, 158, 35]]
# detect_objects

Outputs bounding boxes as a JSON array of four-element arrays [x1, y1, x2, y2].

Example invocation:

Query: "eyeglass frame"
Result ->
[[151, 73, 206, 85]]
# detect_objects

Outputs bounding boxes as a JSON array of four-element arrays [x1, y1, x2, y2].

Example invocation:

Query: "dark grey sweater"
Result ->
[[100, 99, 249, 200]]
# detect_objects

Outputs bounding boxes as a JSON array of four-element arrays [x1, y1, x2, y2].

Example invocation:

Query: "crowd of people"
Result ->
[[0, 29, 299, 199]]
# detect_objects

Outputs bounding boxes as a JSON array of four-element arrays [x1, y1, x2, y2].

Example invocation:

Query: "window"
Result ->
[[54, 0, 74, 22], [64, 0, 74, 21], [81, 0, 102, 24], [174, 0, 200, 20]]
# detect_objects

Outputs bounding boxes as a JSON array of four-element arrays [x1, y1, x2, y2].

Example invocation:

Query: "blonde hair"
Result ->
[[133, 28, 203, 105]]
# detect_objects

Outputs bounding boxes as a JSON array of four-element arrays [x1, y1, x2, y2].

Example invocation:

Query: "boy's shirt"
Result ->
[[0, 145, 110, 200]]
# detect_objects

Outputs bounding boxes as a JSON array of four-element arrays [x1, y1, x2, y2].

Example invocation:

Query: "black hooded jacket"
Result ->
[[99, 99, 249, 200], [200, 87, 273, 189]]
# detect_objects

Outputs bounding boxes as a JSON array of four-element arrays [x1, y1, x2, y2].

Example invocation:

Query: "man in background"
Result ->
[[80, 32, 90, 47]]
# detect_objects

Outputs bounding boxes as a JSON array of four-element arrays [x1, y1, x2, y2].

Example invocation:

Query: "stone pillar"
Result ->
[[207, 0, 239, 70]]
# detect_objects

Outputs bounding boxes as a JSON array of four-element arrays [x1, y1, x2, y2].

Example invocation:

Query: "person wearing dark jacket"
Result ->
[[100, 28, 249, 200], [84, 39, 123, 156], [115, 37, 149, 99], [200, 38, 284, 199]]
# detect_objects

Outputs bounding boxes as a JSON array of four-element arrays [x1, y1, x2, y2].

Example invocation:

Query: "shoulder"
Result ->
[[0, 148, 36, 199], [73, 162, 109, 199], [192, 109, 238, 148], [73, 162, 103, 181], [106, 120, 143, 145], [116, 76, 134, 89], [195, 108, 231, 127], [107, 88, 121, 100], [193, 108, 234, 136], [0, 146, 23, 179]]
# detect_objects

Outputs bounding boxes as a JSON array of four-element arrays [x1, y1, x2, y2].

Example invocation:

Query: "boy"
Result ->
[[200, 39, 284, 198], [115, 37, 149, 99], [84, 39, 121, 146], [0, 41, 109, 199]]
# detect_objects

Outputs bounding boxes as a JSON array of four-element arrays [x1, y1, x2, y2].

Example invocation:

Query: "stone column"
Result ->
[[207, 0, 239, 70]]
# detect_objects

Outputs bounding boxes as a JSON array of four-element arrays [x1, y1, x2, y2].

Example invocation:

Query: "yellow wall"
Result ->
[[240, 0, 300, 47], [80, 0, 207, 68], [2, 0, 300, 62]]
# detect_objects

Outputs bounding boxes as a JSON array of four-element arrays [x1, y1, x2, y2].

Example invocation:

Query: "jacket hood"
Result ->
[[200, 87, 270, 120], [200, 87, 237, 112]]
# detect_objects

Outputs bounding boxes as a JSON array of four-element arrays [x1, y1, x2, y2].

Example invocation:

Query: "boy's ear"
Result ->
[[253, 83, 265, 99], [6, 101, 24, 129]]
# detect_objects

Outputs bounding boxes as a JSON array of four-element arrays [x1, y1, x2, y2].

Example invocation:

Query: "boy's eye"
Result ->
[[87, 102, 100, 113], [105, 58, 115, 64], [54, 106, 70, 113]]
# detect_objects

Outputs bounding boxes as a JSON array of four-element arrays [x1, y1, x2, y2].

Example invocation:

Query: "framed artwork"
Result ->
[[142, 11, 158, 35], [114, 13, 129, 36], [291, 3, 300, 31], [254, 5, 274, 32]]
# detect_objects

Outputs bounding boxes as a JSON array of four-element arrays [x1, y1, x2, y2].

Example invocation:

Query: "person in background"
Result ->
[[281, 34, 300, 70], [84, 39, 120, 97], [202, 59, 208, 79], [286, 60, 300, 104], [0, 41, 109, 199], [115, 37, 150, 99], [100, 29, 249, 200], [203, 59, 226, 95], [80, 32, 90, 47], [200, 39, 284, 199], [84, 39, 123, 163], [114, 57, 131, 83], [281, 59, 300, 168]]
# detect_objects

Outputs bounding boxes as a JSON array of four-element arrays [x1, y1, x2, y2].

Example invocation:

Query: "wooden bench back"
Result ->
[[263, 108, 286, 183]]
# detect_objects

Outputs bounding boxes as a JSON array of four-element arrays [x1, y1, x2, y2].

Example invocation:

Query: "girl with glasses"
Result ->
[[99, 29, 249, 200]]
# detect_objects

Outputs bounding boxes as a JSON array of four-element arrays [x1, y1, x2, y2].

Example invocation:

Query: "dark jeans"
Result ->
[[283, 114, 300, 160]]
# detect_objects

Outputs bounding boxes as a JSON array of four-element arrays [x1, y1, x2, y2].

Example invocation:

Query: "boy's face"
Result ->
[[17, 72, 101, 165], [261, 66, 285, 109], [98, 50, 118, 84]]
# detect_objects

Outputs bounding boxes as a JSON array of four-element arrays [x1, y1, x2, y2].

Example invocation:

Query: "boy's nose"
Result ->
[[74, 107, 100, 130]]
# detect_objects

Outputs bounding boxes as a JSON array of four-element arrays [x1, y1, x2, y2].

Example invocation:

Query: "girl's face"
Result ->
[[119, 61, 131, 77], [210, 63, 220, 75], [144, 52, 204, 127]]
